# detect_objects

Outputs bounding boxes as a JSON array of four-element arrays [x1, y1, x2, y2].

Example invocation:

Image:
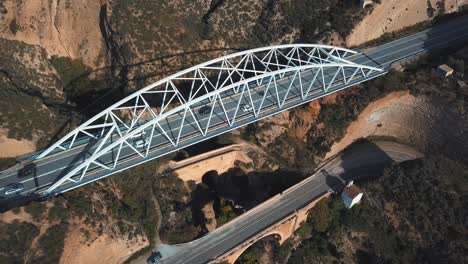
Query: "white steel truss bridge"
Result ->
[[36, 44, 385, 194]]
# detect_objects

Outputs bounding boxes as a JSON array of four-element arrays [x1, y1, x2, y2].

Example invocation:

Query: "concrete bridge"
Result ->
[[213, 192, 330, 264], [165, 144, 251, 183]]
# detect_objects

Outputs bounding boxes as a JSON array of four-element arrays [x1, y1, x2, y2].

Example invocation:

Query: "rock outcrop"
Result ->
[[0, 0, 105, 68]]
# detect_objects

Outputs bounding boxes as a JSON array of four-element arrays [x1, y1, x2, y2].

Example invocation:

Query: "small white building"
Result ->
[[341, 182, 363, 209], [437, 64, 454, 78]]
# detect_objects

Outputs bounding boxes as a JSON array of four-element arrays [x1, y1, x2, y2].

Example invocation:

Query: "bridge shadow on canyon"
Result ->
[[192, 139, 410, 263], [188, 139, 405, 238], [190, 167, 306, 236]]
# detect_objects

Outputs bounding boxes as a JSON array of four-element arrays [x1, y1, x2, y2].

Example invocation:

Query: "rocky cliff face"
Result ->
[[0, 38, 69, 147], [0, 0, 106, 148], [99, 0, 365, 92], [0, 1, 295, 150], [101, 0, 293, 89], [0, 0, 105, 68]]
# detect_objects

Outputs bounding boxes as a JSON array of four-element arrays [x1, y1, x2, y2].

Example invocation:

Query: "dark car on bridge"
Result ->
[[198, 106, 211, 115], [18, 163, 36, 178], [146, 251, 162, 264]]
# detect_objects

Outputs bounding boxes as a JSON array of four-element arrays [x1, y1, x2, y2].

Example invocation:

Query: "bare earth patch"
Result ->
[[347, 0, 459, 47], [0, 0, 105, 68], [325, 90, 468, 163], [0, 207, 33, 223], [325, 91, 414, 158], [60, 226, 148, 264], [0, 129, 36, 158], [202, 201, 217, 232]]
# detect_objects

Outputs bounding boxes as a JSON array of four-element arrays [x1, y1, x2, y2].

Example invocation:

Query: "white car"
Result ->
[[131, 131, 146, 138], [240, 104, 253, 113], [134, 138, 149, 148], [3, 183, 24, 196]]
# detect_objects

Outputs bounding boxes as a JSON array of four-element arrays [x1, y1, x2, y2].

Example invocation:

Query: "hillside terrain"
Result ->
[[236, 154, 467, 264], [0, 1, 467, 264]]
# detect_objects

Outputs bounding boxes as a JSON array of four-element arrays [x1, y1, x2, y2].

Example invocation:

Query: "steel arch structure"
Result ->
[[38, 44, 383, 194]]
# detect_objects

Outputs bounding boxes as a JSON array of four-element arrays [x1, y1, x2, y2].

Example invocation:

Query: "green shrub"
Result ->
[[9, 18, 19, 34], [215, 200, 238, 226], [240, 124, 257, 144], [33, 223, 68, 264], [295, 221, 312, 238], [282, 0, 364, 41], [0, 157, 16, 171], [307, 199, 332, 233], [48, 201, 69, 222], [216, 133, 235, 145], [122, 245, 153, 264], [0, 221, 39, 263], [65, 189, 94, 219], [49, 56, 93, 103], [24, 201, 46, 221]]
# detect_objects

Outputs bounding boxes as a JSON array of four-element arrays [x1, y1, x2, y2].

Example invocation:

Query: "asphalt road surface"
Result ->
[[158, 140, 421, 264], [0, 15, 467, 207]]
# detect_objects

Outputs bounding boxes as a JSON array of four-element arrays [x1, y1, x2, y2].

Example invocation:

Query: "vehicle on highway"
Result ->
[[134, 138, 149, 148], [3, 183, 24, 196], [131, 131, 146, 138], [18, 162, 36, 178], [240, 104, 253, 113], [198, 106, 211, 115], [146, 251, 162, 264]]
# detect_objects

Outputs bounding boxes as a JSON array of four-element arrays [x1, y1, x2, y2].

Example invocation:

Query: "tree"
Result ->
[[436, 0, 446, 15], [308, 199, 332, 233], [427, 0, 436, 17]]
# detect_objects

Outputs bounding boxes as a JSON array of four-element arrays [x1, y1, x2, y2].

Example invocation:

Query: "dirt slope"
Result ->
[[325, 91, 468, 164], [347, 0, 459, 46], [60, 228, 147, 264], [0, 0, 105, 68], [0, 129, 35, 158]]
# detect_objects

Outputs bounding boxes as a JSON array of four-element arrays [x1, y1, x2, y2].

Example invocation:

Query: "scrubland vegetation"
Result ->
[[0, 201, 69, 264], [235, 154, 467, 264]]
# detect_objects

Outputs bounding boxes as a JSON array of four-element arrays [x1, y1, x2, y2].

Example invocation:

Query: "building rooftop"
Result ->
[[343, 184, 362, 199], [437, 64, 454, 77]]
